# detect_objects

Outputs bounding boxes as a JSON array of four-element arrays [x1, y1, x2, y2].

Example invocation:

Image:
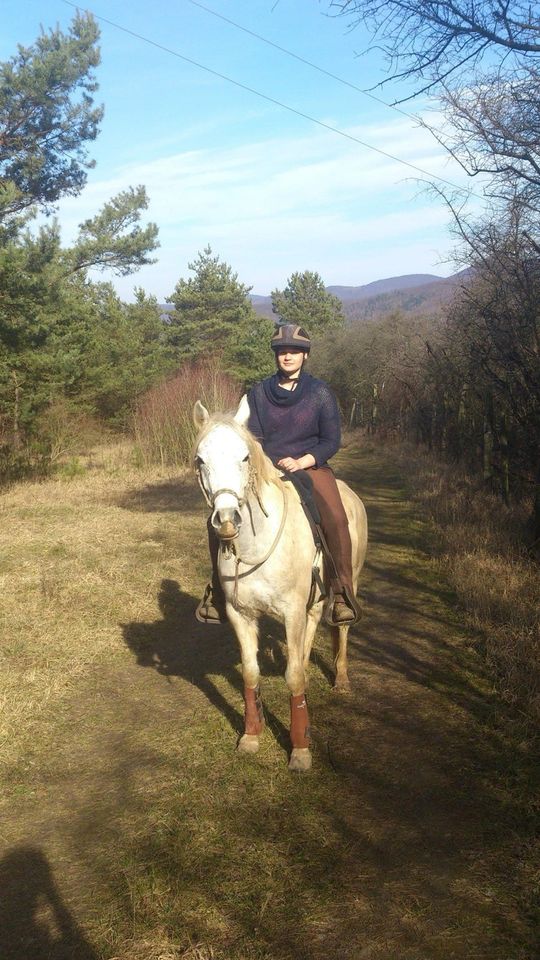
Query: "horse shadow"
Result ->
[[0, 846, 97, 960], [122, 579, 293, 754]]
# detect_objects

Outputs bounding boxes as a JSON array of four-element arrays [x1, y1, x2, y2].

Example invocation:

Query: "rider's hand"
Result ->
[[277, 456, 303, 473], [278, 454, 316, 472]]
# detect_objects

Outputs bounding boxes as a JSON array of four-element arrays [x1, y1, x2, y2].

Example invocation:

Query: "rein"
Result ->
[[224, 481, 288, 608]]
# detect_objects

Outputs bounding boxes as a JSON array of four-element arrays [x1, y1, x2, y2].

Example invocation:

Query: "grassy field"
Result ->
[[0, 439, 538, 959]]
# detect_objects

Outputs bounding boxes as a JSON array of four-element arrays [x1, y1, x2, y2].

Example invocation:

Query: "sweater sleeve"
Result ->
[[304, 382, 341, 467], [247, 386, 264, 442]]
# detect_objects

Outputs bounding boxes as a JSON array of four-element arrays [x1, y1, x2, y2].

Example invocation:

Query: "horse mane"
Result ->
[[194, 413, 280, 497]]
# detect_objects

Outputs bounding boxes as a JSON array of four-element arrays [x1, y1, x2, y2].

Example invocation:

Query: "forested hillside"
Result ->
[[251, 271, 467, 323]]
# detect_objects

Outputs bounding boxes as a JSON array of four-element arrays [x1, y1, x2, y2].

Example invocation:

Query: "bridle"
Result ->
[[196, 456, 246, 510], [195, 454, 288, 608]]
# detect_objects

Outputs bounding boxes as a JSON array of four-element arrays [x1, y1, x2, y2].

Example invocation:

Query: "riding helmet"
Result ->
[[270, 323, 311, 353]]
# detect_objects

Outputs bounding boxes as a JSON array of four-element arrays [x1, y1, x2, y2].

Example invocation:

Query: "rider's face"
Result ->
[[276, 348, 306, 378]]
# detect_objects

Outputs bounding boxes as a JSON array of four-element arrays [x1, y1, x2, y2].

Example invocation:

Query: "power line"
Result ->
[[187, 0, 423, 127], [187, 0, 464, 173], [61, 0, 483, 200]]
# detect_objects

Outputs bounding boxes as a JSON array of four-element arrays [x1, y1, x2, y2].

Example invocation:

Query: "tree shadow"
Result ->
[[115, 477, 200, 514], [121, 579, 291, 754], [0, 847, 97, 960]]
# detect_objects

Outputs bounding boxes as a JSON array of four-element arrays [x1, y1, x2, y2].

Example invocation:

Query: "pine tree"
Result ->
[[165, 246, 274, 384], [271, 270, 344, 337], [0, 12, 103, 233], [167, 246, 255, 357]]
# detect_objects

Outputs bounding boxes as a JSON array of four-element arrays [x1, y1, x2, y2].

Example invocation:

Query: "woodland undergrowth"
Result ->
[[389, 439, 540, 726]]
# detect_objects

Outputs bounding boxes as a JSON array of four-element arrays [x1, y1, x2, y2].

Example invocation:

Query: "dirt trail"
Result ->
[[0, 444, 537, 960]]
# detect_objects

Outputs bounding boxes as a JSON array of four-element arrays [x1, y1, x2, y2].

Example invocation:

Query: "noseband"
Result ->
[[196, 465, 245, 511]]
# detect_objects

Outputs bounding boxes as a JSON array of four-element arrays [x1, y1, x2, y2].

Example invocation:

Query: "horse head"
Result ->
[[193, 397, 252, 542]]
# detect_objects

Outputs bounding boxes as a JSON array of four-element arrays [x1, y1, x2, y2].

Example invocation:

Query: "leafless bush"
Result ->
[[133, 359, 240, 468], [37, 399, 104, 463]]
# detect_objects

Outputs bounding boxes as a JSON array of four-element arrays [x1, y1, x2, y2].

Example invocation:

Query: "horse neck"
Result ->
[[239, 478, 284, 546]]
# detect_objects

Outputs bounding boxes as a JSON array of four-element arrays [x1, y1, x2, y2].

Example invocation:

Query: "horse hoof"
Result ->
[[333, 679, 351, 695], [238, 734, 260, 754], [288, 748, 312, 772]]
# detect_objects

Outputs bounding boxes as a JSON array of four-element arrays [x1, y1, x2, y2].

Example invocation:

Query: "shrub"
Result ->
[[133, 359, 240, 468], [392, 442, 540, 722]]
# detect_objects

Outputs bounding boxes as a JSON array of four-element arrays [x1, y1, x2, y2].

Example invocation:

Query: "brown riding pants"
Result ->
[[307, 465, 353, 595], [208, 464, 353, 599]]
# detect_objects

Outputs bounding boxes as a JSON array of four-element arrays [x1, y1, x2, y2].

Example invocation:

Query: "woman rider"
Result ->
[[196, 323, 359, 626]]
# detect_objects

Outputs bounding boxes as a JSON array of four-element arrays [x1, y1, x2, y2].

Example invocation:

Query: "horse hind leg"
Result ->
[[331, 624, 351, 694], [302, 603, 323, 676]]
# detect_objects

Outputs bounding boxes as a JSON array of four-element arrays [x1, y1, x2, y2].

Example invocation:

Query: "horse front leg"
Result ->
[[285, 609, 312, 772], [227, 608, 264, 753]]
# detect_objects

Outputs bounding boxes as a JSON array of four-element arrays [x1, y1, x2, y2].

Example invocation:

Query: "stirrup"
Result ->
[[324, 586, 361, 626], [195, 583, 227, 625]]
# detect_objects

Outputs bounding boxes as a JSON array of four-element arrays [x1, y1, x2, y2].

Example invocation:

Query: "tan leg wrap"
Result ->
[[290, 693, 311, 749], [244, 684, 264, 736]]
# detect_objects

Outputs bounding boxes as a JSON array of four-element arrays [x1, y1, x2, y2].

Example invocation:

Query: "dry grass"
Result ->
[[0, 440, 199, 772], [388, 440, 540, 722], [106, 937, 219, 959], [1, 437, 537, 960]]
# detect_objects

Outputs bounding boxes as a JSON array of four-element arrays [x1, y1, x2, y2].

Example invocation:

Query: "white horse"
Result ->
[[193, 397, 368, 772]]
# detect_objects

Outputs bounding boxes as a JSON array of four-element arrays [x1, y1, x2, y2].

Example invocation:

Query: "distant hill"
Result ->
[[326, 274, 442, 301], [249, 295, 275, 320], [251, 270, 472, 324]]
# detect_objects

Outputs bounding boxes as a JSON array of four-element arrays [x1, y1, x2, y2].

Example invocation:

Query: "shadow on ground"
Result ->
[[122, 578, 292, 755], [0, 848, 97, 960]]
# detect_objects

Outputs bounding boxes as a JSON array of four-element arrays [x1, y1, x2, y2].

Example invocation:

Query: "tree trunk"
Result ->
[[457, 382, 468, 460], [482, 395, 494, 488], [531, 457, 540, 551], [499, 411, 510, 505], [370, 383, 378, 435], [12, 371, 22, 451]]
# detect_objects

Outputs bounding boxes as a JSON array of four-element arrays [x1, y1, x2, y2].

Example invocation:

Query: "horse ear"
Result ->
[[234, 393, 250, 426], [193, 400, 209, 427]]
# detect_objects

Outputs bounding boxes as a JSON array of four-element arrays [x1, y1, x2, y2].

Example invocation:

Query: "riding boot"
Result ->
[[308, 466, 361, 625], [195, 522, 227, 625], [325, 578, 360, 626]]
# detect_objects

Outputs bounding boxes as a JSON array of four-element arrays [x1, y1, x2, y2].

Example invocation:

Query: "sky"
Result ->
[[2, 0, 486, 300]]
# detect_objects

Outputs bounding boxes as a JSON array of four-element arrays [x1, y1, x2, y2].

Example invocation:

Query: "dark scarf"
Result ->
[[263, 371, 309, 407]]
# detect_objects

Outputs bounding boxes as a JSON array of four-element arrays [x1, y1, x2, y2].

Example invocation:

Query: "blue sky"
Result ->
[[3, 0, 484, 300]]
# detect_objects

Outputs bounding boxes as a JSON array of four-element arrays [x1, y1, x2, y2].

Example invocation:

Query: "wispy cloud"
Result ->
[[55, 113, 481, 298]]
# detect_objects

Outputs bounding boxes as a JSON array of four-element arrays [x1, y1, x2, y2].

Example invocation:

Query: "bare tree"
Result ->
[[331, 2, 540, 207], [329, 1, 540, 95]]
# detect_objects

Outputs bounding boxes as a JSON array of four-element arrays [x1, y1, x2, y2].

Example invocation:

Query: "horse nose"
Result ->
[[211, 505, 242, 539]]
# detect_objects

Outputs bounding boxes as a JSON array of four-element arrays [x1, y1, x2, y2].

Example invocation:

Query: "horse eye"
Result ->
[[195, 455, 204, 466], [243, 454, 250, 462]]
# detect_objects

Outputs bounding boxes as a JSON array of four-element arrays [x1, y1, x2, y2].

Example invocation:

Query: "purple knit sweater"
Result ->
[[247, 372, 341, 467]]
